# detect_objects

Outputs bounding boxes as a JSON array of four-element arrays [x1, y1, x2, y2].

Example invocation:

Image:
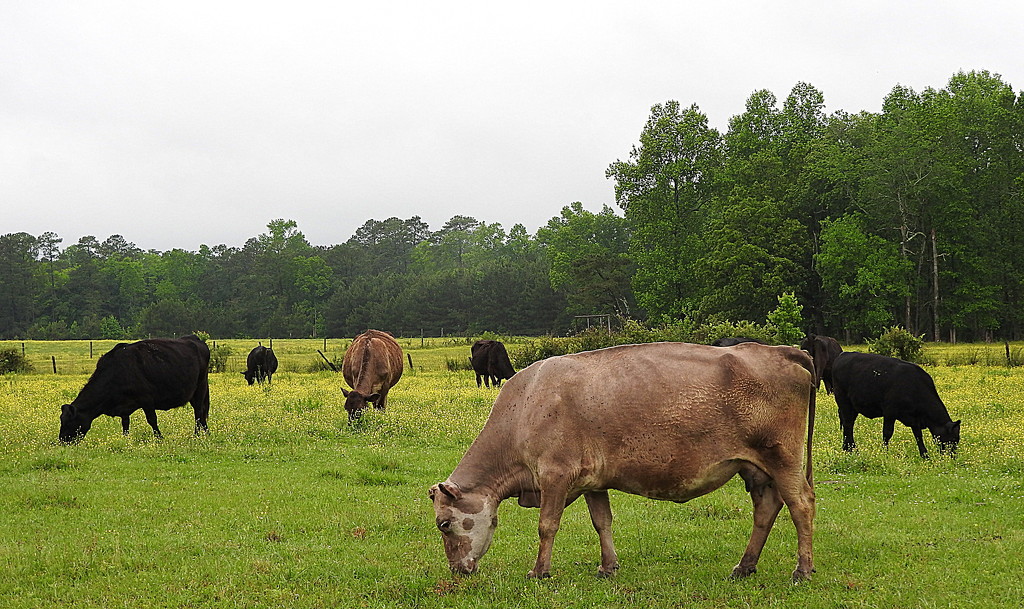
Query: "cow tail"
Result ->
[[805, 376, 815, 490]]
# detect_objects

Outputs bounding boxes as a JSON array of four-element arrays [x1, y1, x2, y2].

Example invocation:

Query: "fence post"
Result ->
[[90, 341, 93, 358], [52, 356, 57, 374]]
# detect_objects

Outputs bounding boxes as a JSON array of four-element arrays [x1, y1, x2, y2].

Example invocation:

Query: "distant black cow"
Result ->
[[801, 335, 960, 458], [59, 335, 211, 443], [471, 340, 516, 388], [711, 337, 767, 347], [243, 345, 278, 385]]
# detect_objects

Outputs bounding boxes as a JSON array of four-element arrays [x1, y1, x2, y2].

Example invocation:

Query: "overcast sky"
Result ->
[[3, 1, 1022, 252]]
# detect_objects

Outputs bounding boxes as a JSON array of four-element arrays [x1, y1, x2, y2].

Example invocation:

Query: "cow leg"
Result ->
[[836, 397, 858, 452], [475, 373, 483, 388], [732, 465, 783, 579], [192, 385, 210, 435], [882, 418, 896, 448], [121, 415, 131, 435], [375, 388, 389, 411], [911, 427, 930, 458], [528, 477, 571, 578], [583, 490, 619, 577], [143, 409, 163, 439], [773, 466, 815, 582]]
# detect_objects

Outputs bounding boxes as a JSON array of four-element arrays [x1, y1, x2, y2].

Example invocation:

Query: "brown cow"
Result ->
[[341, 329, 404, 421], [429, 342, 816, 582]]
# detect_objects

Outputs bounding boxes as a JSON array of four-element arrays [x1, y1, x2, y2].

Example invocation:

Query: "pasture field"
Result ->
[[1, 346, 1023, 608]]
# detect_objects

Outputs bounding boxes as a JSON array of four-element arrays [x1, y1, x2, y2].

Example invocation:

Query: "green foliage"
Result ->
[[697, 320, 774, 345], [508, 336, 577, 369], [766, 292, 805, 345], [0, 348, 33, 374], [208, 343, 233, 373], [869, 326, 925, 362], [445, 356, 473, 372]]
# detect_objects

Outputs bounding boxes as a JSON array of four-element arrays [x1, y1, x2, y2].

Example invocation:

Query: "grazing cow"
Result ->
[[799, 334, 843, 393], [341, 329, 404, 421], [470, 339, 516, 388], [59, 335, 211, 443], [801, 336, 960, 458], [430, 342, 816, 582], [242, 345, 278, 385], [712, 336, 767, 347]]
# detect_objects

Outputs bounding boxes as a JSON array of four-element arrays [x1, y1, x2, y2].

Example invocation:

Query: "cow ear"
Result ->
[[428, 485, 437, 499], [341, 387, 350, 397], [438, 481, 462, 500], [366, 393, 381, 403], [951, 420, 962, 431]]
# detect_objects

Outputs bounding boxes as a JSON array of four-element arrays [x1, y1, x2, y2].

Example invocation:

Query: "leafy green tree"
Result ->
[[814, 215, 911, 341], [536, 202, 634, 316], [0, 233, 41, 338], [695, 196, 808, 321], [766, 292, 805, 345], [607, 100, 723, 320]]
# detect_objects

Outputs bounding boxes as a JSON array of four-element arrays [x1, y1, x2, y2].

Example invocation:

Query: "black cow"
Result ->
[[243, 345, 278, 385], [801, 335, 960, 458], [711, 337, 767, 347], [470, 339, 516, 388], [59, 335, 211, 443]]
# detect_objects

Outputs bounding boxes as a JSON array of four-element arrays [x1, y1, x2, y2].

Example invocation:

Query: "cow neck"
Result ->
[[449, 441, 534, 503]]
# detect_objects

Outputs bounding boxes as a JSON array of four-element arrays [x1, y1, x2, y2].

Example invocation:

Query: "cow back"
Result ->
[[343, 330, 404, 393], [72, 336, 210, 416]]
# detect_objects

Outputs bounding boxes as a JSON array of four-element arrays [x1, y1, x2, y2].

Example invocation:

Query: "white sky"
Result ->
[[3, 1, 1022, 252]]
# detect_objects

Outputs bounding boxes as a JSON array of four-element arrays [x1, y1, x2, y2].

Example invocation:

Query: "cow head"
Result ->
[[242, 370, 256, 385], [800, 334, 843, 393], [428, 481, 499, 575], [58, 404, 93, 443], [341, 388, 380, 421], [935, 420, 961, 456]]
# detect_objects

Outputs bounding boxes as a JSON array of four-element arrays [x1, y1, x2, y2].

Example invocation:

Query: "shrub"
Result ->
[[766, 292, 805, 345], [697, 320, 774, 345], [869, 326, 924, 362], [445, 356, 473, 372], [509, 336, 577, 369], [0, 348, 33, 374], [208, 343, 233, 373]]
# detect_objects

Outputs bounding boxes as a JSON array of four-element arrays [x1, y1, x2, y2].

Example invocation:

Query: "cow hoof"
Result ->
[[791, 569, 813, 583], [596, 563, 619, 578], [730, 564, 756, 579], [527, 569, 551, 579]]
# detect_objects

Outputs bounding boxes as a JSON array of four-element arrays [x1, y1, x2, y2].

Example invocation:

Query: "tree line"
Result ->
[[2, 70, 1022, 343]]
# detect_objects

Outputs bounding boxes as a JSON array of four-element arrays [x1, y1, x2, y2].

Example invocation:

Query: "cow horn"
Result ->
[[438, 481, 462, 500]]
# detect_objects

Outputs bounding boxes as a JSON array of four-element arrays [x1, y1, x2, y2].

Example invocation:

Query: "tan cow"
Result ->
[[341, 329, 403, 421], [429, 342, 816, 582]]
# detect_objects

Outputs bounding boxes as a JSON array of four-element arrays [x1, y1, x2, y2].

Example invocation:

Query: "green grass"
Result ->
[[1, 350, 1022, 607]]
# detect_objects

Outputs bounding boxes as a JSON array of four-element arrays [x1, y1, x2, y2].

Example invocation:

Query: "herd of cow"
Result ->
[[56, 330, 962, 583]]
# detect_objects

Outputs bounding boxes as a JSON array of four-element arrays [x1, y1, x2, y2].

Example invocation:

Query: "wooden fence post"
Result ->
[[51, 356, 57, 374]]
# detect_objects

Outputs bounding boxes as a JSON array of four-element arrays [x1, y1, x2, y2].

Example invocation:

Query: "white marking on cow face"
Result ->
[[429, 483, 498, 574]]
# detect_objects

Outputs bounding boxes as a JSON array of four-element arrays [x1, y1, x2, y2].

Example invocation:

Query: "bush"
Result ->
[[697, 320, 774, 345], [869, 326, 924, 362], [0, 348, 33, 374], [766, 293, 805, 345], [445, 356, 473, 372], [509, 336, 577, 369], [208, 343, 233, 373]]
